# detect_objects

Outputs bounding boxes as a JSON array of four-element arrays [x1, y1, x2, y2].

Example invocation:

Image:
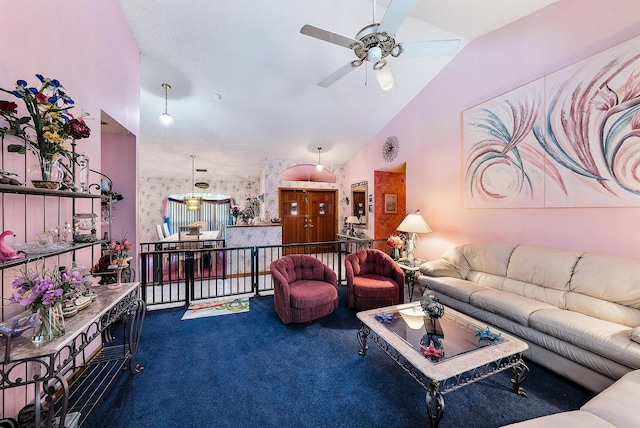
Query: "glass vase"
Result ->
[[390, 248, 400, 260], [32, 302, 66, 344], [29, 156, 63, 190]]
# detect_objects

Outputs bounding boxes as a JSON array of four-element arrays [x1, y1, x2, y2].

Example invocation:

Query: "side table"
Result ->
[[396, 258, 424, 302]]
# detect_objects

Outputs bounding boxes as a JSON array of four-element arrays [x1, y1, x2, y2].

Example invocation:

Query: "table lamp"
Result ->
[[396, 210, 432, 260], [346, 216, 360, 235]]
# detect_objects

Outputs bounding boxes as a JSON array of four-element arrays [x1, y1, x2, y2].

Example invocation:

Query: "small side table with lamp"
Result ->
[[345, 215, 360, 236], [394, 210, 432, 301]]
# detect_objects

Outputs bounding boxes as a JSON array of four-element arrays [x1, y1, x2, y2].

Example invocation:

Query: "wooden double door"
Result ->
[[279, 189, 337, 250]]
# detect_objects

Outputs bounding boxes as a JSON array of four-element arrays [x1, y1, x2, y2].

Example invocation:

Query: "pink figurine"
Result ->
[[0, 230, 25, 261]]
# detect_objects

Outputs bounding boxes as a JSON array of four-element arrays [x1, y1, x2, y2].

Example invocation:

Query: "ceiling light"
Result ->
[[159, 83, 174, 126], [316, 147, 324, 172], [184, 155, 202, 211]]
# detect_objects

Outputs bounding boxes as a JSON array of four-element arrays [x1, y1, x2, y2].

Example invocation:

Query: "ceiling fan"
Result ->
[[300, 0, 461, 91]]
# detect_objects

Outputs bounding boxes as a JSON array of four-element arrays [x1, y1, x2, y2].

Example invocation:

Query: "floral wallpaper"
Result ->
[[138, 176, 259, 243], [262, 158, 348, 220], [139, 157, 348, 243]]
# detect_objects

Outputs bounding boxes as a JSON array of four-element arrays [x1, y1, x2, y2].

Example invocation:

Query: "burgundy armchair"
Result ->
[[270, 254, 338, 324], [345, 249, 405, 310]]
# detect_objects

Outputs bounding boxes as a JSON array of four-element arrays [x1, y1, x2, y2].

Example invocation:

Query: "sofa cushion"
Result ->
[[568, 253, 640, 326], [419, 258, 463, 279], [470, 289, 558, 326], [501, 410, 616, 427], [581, 370, 640, 427], [506, 245, 581, 291], [353, 274, 399, 299], [502, 277, 568, 309], [421, 277, 489, 304], [289, 280, 338, 310], [466, 271, 507, 290], [529, 309, 640, 368], [629, 326, 640, 344], [454, 242, 518, 278]]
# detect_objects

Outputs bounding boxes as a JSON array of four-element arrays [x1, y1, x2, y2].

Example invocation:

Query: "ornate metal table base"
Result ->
[[357, 322, 529, 428], [1, 284, 145, 428]]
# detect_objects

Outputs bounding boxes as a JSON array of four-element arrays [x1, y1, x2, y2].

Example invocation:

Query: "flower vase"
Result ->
[[30, 156, 63, 190], [108, 264, 125, 290], [32, 303, 66, 344], [390, 248, 400, 260]]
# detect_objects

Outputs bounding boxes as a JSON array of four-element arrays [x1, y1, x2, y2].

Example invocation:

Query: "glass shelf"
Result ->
[[0, 183, 101, 198]]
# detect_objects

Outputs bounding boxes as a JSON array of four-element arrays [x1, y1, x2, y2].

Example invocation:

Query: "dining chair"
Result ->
[[155, 224, 165, 240], [162, 223, 171, 238]]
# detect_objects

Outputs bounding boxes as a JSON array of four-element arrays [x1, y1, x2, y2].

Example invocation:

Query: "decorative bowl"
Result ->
[[0, 312, 39, 338]]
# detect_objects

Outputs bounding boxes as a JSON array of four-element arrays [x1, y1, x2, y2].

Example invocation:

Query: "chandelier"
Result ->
[[184, 155, 202, 211]]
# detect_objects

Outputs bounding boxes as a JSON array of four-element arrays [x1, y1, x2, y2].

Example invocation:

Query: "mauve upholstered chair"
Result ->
[[269, 254, 339, 324], [345, 249, 405, 310]]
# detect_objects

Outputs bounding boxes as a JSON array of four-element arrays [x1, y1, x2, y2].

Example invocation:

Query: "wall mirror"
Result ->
[[351, 181, 367, 228]]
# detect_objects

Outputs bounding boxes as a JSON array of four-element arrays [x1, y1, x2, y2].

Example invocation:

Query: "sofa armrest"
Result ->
[[419, 259, 463, 279]]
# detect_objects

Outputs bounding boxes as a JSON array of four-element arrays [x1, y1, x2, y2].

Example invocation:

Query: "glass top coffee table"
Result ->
[[357, 302, 529, 428]]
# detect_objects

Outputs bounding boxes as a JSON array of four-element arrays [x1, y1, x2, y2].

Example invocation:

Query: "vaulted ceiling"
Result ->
[[119, 0, 557, 180]]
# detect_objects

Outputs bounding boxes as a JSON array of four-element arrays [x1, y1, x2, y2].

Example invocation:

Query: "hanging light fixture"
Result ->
[[184, 155, 202, 211], [315, 147, 324, 171], [159, 83, 174, 126]]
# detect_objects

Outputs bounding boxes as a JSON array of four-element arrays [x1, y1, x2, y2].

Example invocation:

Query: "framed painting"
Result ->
[[384, 194, 397, 213], [463, 34, 640, 208]]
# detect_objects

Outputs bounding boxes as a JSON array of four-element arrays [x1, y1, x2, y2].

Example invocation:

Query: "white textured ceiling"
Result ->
[[118, 0, 557, 180]]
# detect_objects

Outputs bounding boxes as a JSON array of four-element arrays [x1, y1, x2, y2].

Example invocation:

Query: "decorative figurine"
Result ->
[[0, 230, 25, 261], [421, 290, 445, 319], [475, 326, 502, 344]]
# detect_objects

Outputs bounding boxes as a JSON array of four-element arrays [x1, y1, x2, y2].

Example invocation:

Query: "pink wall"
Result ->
[[0, 0, 139, 417], [0, 0, 139, 249], [345, 0, 640, 260], [102, 132, 138, 261]]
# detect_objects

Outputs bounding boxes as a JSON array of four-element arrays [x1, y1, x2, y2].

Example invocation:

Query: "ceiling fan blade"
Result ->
[[300, 24, 360, 49], [377, 0, 418, 36], [374, 64, 397, 91], [318, 62, 360, 88], [399, 39, 461, 57]]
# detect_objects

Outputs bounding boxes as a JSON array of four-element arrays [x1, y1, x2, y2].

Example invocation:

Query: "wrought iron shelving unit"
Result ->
[[0, 168, 131, 426]]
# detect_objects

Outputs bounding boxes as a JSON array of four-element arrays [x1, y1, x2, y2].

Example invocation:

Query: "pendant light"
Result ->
[[159, 83, 174, 126], [184, 155, 202, 211], [315, 147, 324, 172]]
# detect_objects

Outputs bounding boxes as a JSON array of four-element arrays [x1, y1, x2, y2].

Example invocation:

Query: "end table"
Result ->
[[396, 258, 424, 301]]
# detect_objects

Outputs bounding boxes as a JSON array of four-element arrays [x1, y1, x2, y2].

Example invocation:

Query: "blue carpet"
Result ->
[[84, 288, 594, 427]]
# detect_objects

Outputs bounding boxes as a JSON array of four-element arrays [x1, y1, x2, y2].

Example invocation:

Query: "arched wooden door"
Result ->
[[279, 188, 337, 252]]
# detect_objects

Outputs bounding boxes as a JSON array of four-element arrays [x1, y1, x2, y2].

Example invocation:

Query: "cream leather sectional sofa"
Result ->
[[417, 242, 640, 393], [503, 369, 640, 427]]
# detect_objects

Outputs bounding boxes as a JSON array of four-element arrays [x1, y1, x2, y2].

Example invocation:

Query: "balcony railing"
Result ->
[[138, 237, 389, 309]]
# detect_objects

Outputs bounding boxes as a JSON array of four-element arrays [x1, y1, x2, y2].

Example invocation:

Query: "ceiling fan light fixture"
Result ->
[[159, 83, 174, 127], [373, 60, 386, 71], [367, 46, 382, 63]]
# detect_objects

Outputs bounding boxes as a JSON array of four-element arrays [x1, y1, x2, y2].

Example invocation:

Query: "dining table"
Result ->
[[153, 230, 222, 282], [159, 230, 221, 243]]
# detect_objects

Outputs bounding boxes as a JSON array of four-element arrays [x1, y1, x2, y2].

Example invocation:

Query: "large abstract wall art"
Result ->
[[463, 36, 640, 208]]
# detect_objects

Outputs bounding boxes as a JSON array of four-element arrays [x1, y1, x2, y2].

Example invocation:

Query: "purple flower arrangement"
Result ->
[[11, 263, 82, 312]]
